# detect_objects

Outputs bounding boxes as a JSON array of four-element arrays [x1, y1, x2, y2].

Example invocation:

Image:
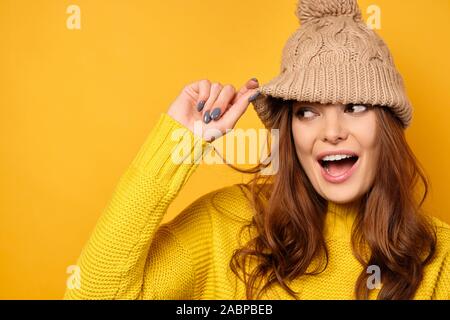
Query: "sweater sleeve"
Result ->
[[63, 112, 212, 299]]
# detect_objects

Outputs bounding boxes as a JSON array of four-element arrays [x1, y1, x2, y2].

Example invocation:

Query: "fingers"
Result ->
[[208, 84, 236, 122], [191, 78, 260, 130], [231, 78, 259, 105], [201, 82, 223, 124], [195, 79, 211, 112], [221, 79, 260, 128]]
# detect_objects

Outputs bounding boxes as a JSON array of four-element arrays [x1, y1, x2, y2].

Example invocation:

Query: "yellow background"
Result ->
[[1, 0, 449, 299]]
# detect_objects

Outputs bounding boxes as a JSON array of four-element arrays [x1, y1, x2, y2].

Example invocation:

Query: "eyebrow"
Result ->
[[294, 102, 310, 107], [294, 102, 320, 108]]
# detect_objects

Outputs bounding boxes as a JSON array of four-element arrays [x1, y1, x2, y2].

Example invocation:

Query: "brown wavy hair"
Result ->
[[223, 99, 437, 300]]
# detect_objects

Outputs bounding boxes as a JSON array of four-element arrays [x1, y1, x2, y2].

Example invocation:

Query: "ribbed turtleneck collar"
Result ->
[[327, 201, 359, 216], [324, 201, 360, 240]]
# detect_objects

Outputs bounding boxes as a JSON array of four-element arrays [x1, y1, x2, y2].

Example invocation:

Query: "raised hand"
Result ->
[[167, 78, 260, 142]]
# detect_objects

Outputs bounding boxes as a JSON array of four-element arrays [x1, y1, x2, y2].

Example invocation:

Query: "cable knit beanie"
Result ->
[[251, 0, 413, 129]]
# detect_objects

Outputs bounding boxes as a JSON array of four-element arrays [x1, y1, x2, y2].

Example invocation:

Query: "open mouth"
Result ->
[[318, 154, 359, 178]]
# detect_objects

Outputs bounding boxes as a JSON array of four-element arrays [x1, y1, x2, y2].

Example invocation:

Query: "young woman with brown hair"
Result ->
[[64, 0, 449, 300]]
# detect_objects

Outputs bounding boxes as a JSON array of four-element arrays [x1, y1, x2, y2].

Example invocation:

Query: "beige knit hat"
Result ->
[[251, 0, 413, 129]]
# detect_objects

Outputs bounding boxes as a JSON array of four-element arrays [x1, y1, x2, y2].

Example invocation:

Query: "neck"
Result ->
[[327, 200, 360, 216], [324, 200, 360, 240]]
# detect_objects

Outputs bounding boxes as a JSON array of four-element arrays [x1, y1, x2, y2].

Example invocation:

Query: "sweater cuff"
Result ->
[[131, 113, 212, 192]]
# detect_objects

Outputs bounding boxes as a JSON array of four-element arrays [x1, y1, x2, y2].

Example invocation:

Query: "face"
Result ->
[[291, 102, 380, 204]]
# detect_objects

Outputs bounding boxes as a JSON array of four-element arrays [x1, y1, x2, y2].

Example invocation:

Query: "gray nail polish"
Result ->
[[210, 108, 221, 120], [203, 110, 211, 124], [197, 100, 206, 112], [248, 91, 261, 102], [250, 78, 258, 83]]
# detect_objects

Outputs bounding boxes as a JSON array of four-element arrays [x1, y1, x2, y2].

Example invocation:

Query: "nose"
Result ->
[[320, 109, 348, 144]]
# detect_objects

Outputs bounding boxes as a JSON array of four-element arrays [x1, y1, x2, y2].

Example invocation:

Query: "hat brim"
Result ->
[[252, 63, 412, 129]]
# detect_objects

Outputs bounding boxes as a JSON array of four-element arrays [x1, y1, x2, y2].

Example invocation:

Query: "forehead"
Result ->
[[292, 101, 346, 108]]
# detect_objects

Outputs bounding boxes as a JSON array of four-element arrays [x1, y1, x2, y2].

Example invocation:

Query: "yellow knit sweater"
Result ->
[[64, 112, 450, 300]]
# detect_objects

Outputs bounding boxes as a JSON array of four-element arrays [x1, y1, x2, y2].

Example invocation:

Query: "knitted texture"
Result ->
[[252, 0, 413, 129], [64, 113, 450, 300]]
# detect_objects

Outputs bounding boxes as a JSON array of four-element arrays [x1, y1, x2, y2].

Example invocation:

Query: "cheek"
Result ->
[[365, 141, 381, 177], [347, 111, 378, 150], [351, 112, 380, 178], [292, 122, 316, 158]]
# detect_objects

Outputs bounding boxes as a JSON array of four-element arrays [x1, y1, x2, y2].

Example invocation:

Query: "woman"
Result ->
[[64, 0, 450, 300]]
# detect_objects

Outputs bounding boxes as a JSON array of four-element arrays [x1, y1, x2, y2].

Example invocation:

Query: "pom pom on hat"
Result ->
[[296, 0, 362, 24]]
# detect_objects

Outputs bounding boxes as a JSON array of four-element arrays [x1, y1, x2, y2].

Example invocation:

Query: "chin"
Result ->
[[321, 189, 362, 204], [315, 177, 366, 204]]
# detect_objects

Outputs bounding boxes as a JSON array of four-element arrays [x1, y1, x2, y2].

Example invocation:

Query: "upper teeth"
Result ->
[[321, 154, 354, 161]]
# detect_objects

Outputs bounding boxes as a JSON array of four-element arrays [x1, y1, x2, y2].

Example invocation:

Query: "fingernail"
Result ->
[[197, 100, 206, 112], [210, 108, 221, 121], [203, 110, 211, 124], [248, 91, 261, 102], [250, 78, 258, 83]]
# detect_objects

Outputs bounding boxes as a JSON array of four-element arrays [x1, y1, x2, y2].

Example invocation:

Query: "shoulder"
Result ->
[[430, 216, 450, 246], [430, 216, 450, 255], [160, 184, 257, 263], [201, 183, 256, 223], [163, 183, 256, 234], [426, 216, 450, 299]]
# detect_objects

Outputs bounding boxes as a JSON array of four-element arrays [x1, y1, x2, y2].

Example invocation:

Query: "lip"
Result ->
[[316, 150, 360, 184]]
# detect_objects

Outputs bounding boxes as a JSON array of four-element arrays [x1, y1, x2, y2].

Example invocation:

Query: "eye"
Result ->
[[295, 107, 318, 119], [345, 104, 368, 113]]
